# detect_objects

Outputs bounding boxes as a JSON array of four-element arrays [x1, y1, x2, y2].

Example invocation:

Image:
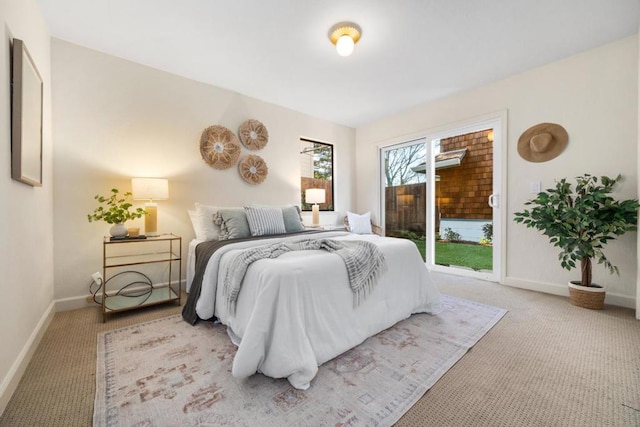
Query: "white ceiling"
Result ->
[[37, 0, 639, 128]]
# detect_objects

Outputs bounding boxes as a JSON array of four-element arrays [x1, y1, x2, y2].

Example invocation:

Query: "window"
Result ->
[[300, 139, 334, 211]]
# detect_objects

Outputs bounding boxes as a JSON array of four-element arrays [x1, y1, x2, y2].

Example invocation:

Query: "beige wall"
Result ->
[[356, 36, 639, 308], [0, 0, 54, 412], [51, 39, 356, 305]]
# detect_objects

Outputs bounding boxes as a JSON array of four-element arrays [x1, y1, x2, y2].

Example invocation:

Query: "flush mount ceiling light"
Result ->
[[329, 22, 361, 57]]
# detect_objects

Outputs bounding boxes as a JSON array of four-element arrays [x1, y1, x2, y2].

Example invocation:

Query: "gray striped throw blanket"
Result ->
[[223, 238, 387, 313]]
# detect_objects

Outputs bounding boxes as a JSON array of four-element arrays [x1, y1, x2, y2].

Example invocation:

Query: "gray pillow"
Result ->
[[244, 206, 287, 236], [214, 208, 251, 240], [282, 206, 305, 232]]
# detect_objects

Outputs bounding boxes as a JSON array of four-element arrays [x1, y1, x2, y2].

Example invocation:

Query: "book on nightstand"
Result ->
[[109, 235, 147, 241]]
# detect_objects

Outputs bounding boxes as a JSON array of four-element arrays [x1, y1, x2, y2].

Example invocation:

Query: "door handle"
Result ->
[[488, 194, 499, 208]]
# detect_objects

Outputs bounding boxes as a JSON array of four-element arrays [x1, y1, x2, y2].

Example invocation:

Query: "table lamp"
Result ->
[[131, 178, 169, 236], [306, 188, 325, 225]]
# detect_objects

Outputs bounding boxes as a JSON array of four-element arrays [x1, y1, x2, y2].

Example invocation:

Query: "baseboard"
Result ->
[[0, 300, 56, 416], [602, 292, 636, 310], [55, 294, 96, 311], [504, 277, 636, 309]]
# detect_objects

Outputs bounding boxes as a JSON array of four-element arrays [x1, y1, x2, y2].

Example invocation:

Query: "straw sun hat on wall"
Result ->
[[518, 123, 568, 162]]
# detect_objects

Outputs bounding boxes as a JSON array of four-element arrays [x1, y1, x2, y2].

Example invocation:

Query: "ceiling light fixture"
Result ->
[[329, 22, 361, 57]]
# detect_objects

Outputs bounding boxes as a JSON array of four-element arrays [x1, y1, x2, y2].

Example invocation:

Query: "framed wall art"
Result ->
[[11, 38, 43, 187]]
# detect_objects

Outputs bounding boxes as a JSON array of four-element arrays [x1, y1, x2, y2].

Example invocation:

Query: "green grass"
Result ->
[[409, 239, 492, 271]]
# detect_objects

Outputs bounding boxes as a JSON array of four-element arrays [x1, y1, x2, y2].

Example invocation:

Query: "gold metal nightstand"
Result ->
[[101, 234, 181, 322]]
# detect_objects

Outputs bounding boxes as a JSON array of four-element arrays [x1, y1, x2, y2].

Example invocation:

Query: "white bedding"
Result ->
[[192, 231, 441, 389]]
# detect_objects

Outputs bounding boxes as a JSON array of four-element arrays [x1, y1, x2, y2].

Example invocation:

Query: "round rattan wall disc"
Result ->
[[238, 154, 268, 184], [200, 125, 241, 169], [238, 119, 269, 150]]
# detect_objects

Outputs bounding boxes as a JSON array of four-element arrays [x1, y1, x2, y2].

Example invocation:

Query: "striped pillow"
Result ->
[[244, 206, 287, 236]]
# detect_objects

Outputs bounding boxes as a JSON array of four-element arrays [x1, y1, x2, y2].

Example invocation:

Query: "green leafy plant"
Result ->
[[481, 223, 493, 243], [443, 227, 461, 242], [87, 188, 146, 225], [514, 174, 639, 287], [401, 230, 425, 241]]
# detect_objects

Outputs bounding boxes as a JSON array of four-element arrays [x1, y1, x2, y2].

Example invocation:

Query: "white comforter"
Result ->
[[194, 231, 441, 389]]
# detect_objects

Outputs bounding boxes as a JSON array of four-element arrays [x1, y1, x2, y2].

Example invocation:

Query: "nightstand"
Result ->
[[101, 234, 181, 322]]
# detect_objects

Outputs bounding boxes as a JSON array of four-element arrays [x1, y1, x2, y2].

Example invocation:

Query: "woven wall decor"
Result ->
[[200, 125, 241, 169], [238, 154, 268, 184], [238, 119, 269, 151]]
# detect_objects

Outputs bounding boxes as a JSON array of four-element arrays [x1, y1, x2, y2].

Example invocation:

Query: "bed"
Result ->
[[183, 205, 441, 390]]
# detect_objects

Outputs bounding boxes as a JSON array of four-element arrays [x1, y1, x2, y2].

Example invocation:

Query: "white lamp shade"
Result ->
[[336, 35, 355, 56], [131, 178, 169, 201], [306, 188, 326, 204]]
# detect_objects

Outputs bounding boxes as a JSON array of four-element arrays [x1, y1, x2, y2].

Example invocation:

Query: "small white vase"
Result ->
[[109, 223, 127, 238]]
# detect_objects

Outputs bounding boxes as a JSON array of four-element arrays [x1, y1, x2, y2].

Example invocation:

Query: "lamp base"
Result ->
[[312, 204, 320, 225], [144, 203, 158, 236]]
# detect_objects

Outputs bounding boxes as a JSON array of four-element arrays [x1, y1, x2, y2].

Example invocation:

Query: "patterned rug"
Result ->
[[94, 295, 506, 426]]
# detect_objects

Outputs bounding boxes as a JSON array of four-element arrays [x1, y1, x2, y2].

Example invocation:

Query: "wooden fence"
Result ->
[[385, 183, 428, 236]]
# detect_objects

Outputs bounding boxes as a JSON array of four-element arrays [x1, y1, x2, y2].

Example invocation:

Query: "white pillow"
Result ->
[[347, 211, 373, 234], [244, 206, 287, 236], [194, 203, 226, 241], [187, 209, 205, 241]]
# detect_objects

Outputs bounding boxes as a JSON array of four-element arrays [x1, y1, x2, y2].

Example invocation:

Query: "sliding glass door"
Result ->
[[380, 138, 427, 259], [428, 126, 497, 280], [380, 115, 504, 283]]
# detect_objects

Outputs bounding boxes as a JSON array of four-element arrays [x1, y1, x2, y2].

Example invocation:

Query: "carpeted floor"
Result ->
[[1, 273, 639, 426]]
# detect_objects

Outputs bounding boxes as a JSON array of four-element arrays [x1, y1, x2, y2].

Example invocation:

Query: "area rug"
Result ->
[[94, 295, 506, 426]]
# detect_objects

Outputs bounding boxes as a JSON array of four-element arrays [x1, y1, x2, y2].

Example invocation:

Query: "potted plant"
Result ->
[[87, 188, 146, 237], [514, 174, 639, 309]]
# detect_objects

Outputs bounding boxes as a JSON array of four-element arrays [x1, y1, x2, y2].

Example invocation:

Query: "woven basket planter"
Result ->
[[568, 281, 605, 310]]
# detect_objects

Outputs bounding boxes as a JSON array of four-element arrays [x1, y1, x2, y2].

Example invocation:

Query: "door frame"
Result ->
[[378, 111, 507, 283], [379, 136, 428, 239]]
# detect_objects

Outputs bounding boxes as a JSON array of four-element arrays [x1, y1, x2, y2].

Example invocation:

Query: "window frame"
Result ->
[[300, 138, 334, 211]]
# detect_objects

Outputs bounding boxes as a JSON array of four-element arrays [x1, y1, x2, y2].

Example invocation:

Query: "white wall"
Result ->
[[637, 29, 640, 319], [0, 0, 54, 413], [356, 37, 639, 308], [439, 219, 491, 243], [51, 39, 356, 306]]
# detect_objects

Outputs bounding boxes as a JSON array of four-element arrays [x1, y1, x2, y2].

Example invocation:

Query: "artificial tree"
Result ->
[[514, 174, 639, 288]]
